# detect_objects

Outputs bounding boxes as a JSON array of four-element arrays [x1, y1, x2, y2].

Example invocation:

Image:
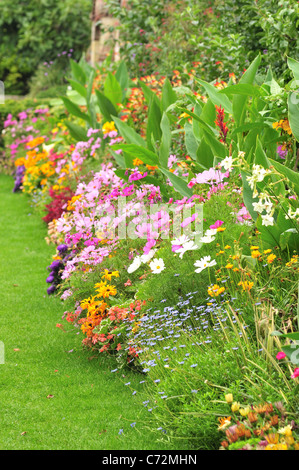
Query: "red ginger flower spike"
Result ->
[[215, 105, 229, 143]]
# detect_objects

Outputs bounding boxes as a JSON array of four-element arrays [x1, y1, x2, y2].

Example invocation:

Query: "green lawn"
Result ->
[[0, 174, 169, 450]]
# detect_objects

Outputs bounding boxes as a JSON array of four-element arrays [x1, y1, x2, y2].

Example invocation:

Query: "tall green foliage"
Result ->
[[0, 0, 92, 94]]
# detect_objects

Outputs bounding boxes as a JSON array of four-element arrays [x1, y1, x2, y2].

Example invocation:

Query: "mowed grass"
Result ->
[[0, 174, 169, 450]]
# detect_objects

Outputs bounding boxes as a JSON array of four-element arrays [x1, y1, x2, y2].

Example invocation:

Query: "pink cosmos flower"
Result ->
[[291, 367, 299, 379], [210, 220, 224, 230]]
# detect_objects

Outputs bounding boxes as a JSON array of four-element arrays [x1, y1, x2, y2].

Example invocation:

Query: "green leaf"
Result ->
[[160, 168, 193, 198], [233, 54, 261, 127], [159, 112, 171, 168], [67, 79, 87, 99], [115, 61, 130, 101], [111, 144, 159, 166], [146, 96, 162, 151], [161, 78, 177, 111], [113, 116, 146, 147], [64, 121, 88, 142], [288, 92, 299, 142], [196, 138, 214, 169], [269, 158, 299, 194], [196, 78, 232, 114], [219, 83, 262, 97], [288, 57, 299, 81], [185, 122, 199, 160], [61, 97, 92, 125], [70, 59, 87, 85], [104, 72, 123, 108], [95, 90, 118, 123]]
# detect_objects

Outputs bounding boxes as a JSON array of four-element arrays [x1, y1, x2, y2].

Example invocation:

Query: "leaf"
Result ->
[[104, 72, 123, 107], [233, 54, 261, 127], [159, 168, 193, 198], [146, 96, 162, 151], [113, 116, 146, 147], [95, 90, 118, 123], [288, 57, 299, 81], [159, 112, 171, 168], [269, 157, 299, 194], [115, 61, 130, 101], [61, 97, 92, 125], [219, 83, 262, 97], [67, 79, 87, 99], [70, 59, 87, 85], [64, 121, 88, 142], [111, 144, 159, 166], [161, 78, 177, 111], [184, 122, 199, 160], [196, 138, 214, 169], [288, 92, 299, 142], [196, 78, 233, 114]]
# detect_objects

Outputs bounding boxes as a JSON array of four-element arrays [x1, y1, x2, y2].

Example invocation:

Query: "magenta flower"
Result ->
[[291, 367, 299, 379], [210, 220, 224, 230], [276, 351, 286, 360]]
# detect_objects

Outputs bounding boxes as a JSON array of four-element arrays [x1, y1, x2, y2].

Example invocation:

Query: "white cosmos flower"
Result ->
[[140, 249, 156, 263], [171, 235, 190, 246], [205, 228, 217, 237], [194, 256, 217, 273], [176, 240, 199, 258], [149, 258, 166, 274], [127, 256, 142, 273], [200, 235, 215, 244]]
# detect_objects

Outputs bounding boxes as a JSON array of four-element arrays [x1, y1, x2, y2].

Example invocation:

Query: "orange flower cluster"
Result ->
[[219, 396, 299, 450]]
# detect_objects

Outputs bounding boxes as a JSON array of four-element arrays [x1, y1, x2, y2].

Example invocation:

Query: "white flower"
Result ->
[[194, 256, 217, 273], [252, 200, 265, 214], [261, 214, 274, 226], [205, 228, 217, 237], [149, 258, 166, 274], [140, 249, 156, 263], [176, 240, 199, 258], [171, 235, 190, 246], [199, 235, 215, 244], [127, 256, 142, 273], [221, 156, 233, 171]]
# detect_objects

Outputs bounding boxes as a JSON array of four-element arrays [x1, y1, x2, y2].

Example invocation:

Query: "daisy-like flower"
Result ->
[[127, 256, 142, 273], [149, 258, 166, 274], [200, 234, 215, 244], [194, 256, 217, 273], [140, 249, 156, 263], [176, 240, 199, 258]]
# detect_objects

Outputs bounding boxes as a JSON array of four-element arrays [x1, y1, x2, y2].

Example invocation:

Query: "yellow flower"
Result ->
[[263, 249, 272, 254], [278, 425, 293, 437], [239, 407, 250, 417], [102, 121, 116, 134], [101, 269, 119, 281], [267, 254, 276, 264], [95, 281, 117, 298], [207, 284, 225, 297], [225, 393, 233, 403], [217, 227, 226, 232], [133, 158, 144, 166], [238, 280, 254, 291], [231, 402, 240, 413], [251, 250, 261, 259], [224, 245, 231, 250], [225, 263, 233, 269], [250, 245, 259, 250]]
